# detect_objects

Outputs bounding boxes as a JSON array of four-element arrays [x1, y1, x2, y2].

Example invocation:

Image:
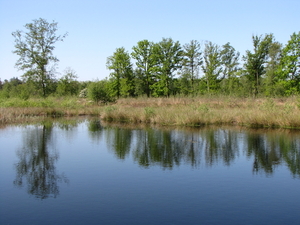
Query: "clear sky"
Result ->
[[0, 0, 299, 82]]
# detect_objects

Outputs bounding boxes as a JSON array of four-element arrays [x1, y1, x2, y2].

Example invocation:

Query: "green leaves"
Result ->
[[131, 40, 156, 97], [181, 40, 202, 93], [221, 42, 240, 79], [202, 41, 222, 93], [87, 80, 115, 104], [278, 32, 300, 90], [243, 34, 274, 96], [12, 18, 67, 97], [151, 38, 183, 96], [106, 47, 134, 97]]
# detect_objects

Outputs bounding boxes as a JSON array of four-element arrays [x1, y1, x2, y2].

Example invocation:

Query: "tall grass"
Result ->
[[0, 97, 100, 124], [100, 96, 300, 128], [1, 96, 300, 128]]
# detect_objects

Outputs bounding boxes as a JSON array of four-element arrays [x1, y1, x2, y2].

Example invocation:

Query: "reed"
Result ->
[[1, 96, 300, 128]]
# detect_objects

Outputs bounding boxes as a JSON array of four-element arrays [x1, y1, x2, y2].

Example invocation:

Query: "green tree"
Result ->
[[264, 42, 282, 96], [56, 68, 79, 96], [131, 40, 156, 97], [243, 34, 273, 96], [106, 47, 134, 97], [151, 38, 183, 97], [181, 40, 203, 94], [220, 42, 240, 95], [202, 42, 222, 93], [12, 18, 67, 97], [277, 32, 300, 94]]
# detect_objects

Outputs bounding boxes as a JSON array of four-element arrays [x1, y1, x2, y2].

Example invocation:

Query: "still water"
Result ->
[[0, 119, 300, 225]]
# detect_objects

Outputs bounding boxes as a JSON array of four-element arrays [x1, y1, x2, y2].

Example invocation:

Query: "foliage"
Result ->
[[87, 80, 115, 104], [202, 42, 223, 93], [221, 43, 240, 79], [131, 40, 156, 97], [56, 68, 79, 96], [181, 40, 203, 94], [243, 34, 274, 96], [5, 23, 300, 99], [107, 47, 135, 98], [264, 42, 282, 96], [0, 77, 35, 99], [151, 38, 183, 97], [12, 18, 67, 97], [277, 32, 300, 94]]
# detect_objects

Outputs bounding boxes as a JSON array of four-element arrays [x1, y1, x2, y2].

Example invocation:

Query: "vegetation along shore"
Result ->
[[0, 96, 300, 129], [1, 19, 299, 128]]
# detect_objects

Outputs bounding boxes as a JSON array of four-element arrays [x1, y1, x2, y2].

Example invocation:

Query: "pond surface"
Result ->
[[0, 119, 300, 225]]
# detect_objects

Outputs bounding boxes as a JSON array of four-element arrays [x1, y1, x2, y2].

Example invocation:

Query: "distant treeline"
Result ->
[[1, 18, 299, 101]]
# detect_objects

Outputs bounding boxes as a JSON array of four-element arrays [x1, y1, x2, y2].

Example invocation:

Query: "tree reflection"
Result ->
[[280, 135, 300, 178], [246, 132, 280, 175], [106, 126, 132, 160], [107, 127, 241, 169], [133, 129, 186, 168], [14, 122, 68, 199], [102, 124, 300, 177], [245, 130, 300, 177], [88, 120, 104, 143]]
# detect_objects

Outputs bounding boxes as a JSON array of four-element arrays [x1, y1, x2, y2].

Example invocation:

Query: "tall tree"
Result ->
[[12, 18, 67, 97], [221, 42, 240, 79], [243, 34, 273, 96], [152, 38, 183, 97], [264, 42, 282, 96], [106, 47, 134, 97], [220, 42, 240, 94], [182, 40, 203, 94], [202, 42, 222, 93], [277, 32, 300, 93], [131, 40, 156, 97]]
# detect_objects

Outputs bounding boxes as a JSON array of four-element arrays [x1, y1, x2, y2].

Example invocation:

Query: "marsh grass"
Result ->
[[101, 96, 300, 128], [1, 96, 300, 128], [0, 97, 100, 124]]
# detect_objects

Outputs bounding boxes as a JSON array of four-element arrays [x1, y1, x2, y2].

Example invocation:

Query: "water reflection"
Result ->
[[12, 119, 300, 201], [89, 121, 300, 177], [133, 128, 185, 168], [14, 121, 69, 199], [245, 130, 300, 177], [88, 120, 104, 142]]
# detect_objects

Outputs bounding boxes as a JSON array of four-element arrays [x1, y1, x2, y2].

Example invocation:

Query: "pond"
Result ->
[[0, 119, 300, 225]]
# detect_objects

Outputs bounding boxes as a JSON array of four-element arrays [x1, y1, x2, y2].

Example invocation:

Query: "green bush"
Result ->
[[87, 81, 115, 104]]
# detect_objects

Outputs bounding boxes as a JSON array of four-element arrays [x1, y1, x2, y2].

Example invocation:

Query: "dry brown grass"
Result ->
[[1, 96, 300, 128], [101, 96, 300, 128]]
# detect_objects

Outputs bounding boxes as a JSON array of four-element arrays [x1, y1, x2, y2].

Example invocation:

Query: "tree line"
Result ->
[[106, 33, 300, 99], [0, 18, 299, 101]]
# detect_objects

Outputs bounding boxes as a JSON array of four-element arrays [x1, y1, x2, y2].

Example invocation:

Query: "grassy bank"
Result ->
[[1, 96, 300, 128]]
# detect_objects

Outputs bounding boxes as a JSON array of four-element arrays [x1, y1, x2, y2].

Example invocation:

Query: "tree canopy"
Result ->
[[3, 19, 300, 100], [12, 18, 67, 97]]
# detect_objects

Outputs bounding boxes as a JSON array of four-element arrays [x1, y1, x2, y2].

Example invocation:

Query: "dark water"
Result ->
[[0, 119, 300, 225]]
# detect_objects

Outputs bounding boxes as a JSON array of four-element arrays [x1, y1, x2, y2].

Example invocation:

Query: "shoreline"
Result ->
[[0, 96, 300, 129]]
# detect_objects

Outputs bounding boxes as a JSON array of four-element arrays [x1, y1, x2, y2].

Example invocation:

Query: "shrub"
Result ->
[[87, 81, 115, 104]]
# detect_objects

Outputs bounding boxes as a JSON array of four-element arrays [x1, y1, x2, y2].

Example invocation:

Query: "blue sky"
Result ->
[[0, 0, 299, 82]]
